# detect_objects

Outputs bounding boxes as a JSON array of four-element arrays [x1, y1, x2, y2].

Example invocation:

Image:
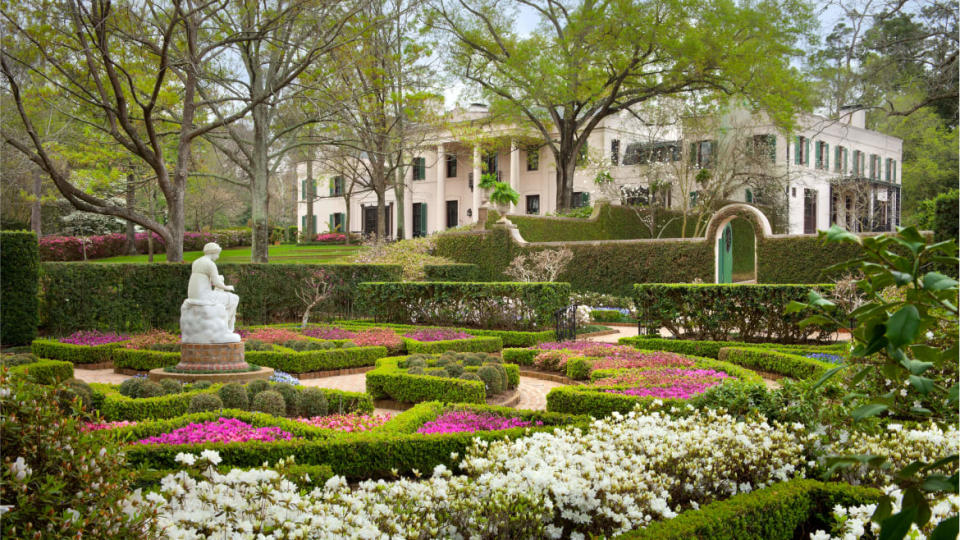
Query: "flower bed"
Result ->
[[403, 328, 473, 342], [135, 417, 294, 445], [416, 410, 541, 434], [366, 354, 522, 405], [593, 368, 733, 400], [297, 413, 388, 432], [59, 330, 129, 345], [82, 420, 137, 432]]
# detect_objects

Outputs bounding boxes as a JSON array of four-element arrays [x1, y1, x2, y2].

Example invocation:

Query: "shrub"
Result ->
[[0, 353, 37, 367], [218, 383, 249, 410], [245, 339, 272, 352], [504, 247, 574, 282], [350, 236, 454, 281], [423, 264, 483, 281], [273, 383, 301, 417], [462, 355, 483, 367], [717, 347, 837, 380], [244, 345, 387, 374], [251, 390, 286, 417], [0, 370, 157, 538], [119, 377, 146, 398], [407, 357, 427, 368], [756, 235, 862, 283], [188, 393, 224, 413], [634, 284, 837, 343], [31, 339, 125, 365], [407, 366, 426, 375], [426, 367, 448, 377], [111, 348, 179, 371], [477, 365, 505, 394], [91, 383, 223, 421], [0, 231, 38, 346], [460, 373, 481, 382], [445, 364, 464, 377], [299, 387, 328, 417], [502, 348, 538, 365], [139, 381, 165, 398], [487, 363, 510, 389], [565, 357, 592, 380], [366, 358, 486, 404], [160, 379, 182, 395], [246, 379, 270, 401], [356, 282, 571, 330], [404, 336, 503, 355], [618, 336, 847, 360], [7, 359, 74, 385], [64, 379, 94, 410], [192, 381, 213, 390]]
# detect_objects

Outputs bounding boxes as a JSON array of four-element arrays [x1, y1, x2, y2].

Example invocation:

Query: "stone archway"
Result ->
[[704, 204, 772, 284]]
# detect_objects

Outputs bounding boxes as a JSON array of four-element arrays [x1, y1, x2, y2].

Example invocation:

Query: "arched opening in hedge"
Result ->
[[704, 204, 772, 284]]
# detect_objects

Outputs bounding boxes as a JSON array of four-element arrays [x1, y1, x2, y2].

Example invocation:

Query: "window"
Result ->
[[445, 154, 457, 178], [572, 191, 590, 208], [886, 158, 897, 182], [794, 136, 810, 166], [412, 203, 427, 238], [412, 157, 426, 181], [301, 214, 317, 234], [611, 139, 620, 166], [689, 140, 714, 168], [329, 212, 345, 233], [815, 141, 829, 169], [301, 179, 316, 201], [622, 141, 680, 165], [834, 146, 846, 173], [752, 134, 776, 162], [852, 150, 864, 176], [525, 195, 540, 215], [483, 152, 498, 174], [330, 176, 344, 196], [526, 147, 539, 170], [869, 154, 879, 180]]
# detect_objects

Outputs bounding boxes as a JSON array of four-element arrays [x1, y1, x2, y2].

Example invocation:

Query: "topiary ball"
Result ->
[[138, 381, 165, 398], [341, 341, 357, 348], [272, 383, 301, 417], [407, 366, 426, 375], [219, 383, 249, 410], [58, 379, 94, 411], [486, 363, 509, 389], [483, 354, 502, 364], [118, 377, 145, 398], [462, 356, 483, 367], [460, 372, 481, 382], [407, 357, 427, 368], [188, 393, 223, 413], [477, 365, 504, 395], [444, 364, 464, 378], [246, 379, 270, 401], [426, 367, 449, 377], [192, 380, 213, 390], [299, 387, 328, 417], [318, 341, 335, 350], [251, 390, 286, 417], [160, 379, 182, 395]]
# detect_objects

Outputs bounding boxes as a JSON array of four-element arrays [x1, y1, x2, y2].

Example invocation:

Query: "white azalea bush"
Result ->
[[810, 485, 960, 540], [127, 408, 816, 539]]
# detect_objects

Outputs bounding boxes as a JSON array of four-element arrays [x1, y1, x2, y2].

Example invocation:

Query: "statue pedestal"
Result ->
[[148, 342, 273, 384]]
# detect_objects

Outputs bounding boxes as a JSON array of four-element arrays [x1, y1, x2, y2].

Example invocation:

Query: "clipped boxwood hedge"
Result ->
[[31, 339, 127, 365], [356, 281, 571, 330], [112, 348, 180, 370], [634, 283, 837, 344], [90, 383, 224, 421], [0, 231, 39, 346], [486, 204, 697, 242], [330, 320, 555, 347], [422, 264, 484, 282], [246, 345, 388, 374], [618, 337, 847, 360], [502, 348, 539, 366], [620, 479, 881, 539], [403, 336, 503, 354], [718, 346, 839, 380], [366, 357, 486, 404], [8, 359, 74, 384]]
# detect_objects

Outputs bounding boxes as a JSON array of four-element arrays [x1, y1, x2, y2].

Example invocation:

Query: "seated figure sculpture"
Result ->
[[180, 242, 241, 343]]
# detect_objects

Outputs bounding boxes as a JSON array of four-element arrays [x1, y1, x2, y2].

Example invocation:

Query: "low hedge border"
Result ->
[[718, 347, 838, 380], [547, 355, 762, 417], [502, 348, 539, 366], [366, 357, 486, 404], [31, 339, 127, 365], [395, 355, 520, 388], [618, 337, 848, 360], [8, 359, 74, 384], [246, 346, 388, 373], [90, 383, 224, 421], [620, 479, 882, 539], [402, 336, 503, 354], [422, 264, 484, 282]]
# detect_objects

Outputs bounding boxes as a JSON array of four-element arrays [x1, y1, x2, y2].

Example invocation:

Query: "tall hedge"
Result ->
[[934, 195, 959, 243], [756, 235, 862, 283], [357, 281, 571, 330], [39, 263, 402, 334], [487, 204, 699, 242], [0, 231, 39, 345]]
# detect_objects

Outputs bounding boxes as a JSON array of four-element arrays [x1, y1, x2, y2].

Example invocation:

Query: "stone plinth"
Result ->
[[148, 365, 274, 384], [147, 341, 273, 384]]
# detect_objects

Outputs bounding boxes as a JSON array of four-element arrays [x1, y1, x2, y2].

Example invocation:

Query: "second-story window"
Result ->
[[526, 147, 539, 170], [611, 139, 620, 166], [330, 176, 344, 196], [794, 136, 810, 166], [886, 158, 897, 182], [752, 134, 776, 162], [446, 153, 457, 178], [815, 141, 829, 169], [690, 140, 714, 169], [413, 157, 426, 181]]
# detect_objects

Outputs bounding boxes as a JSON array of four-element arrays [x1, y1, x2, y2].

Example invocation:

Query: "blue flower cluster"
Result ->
[[269, 370, 301, 386], [804, 353, 844, 364]]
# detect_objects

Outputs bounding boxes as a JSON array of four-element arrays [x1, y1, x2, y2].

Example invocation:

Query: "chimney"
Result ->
[[838, 105, 866, 129]]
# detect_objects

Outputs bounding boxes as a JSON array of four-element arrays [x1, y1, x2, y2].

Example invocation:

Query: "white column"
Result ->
[[509, 139, 520, 215], [472, 145, 481, 223], [435, 144, 445, 232]]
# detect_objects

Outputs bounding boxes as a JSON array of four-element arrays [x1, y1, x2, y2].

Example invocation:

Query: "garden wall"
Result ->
[[0, 231, 39, 345], [39, 263, 402, 334]]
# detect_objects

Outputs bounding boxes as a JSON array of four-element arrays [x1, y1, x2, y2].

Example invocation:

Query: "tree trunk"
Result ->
[[555, 162, 575, 211], [394, 174, 405, 240], [343, 194, 352, 245], [125, 173, 137, 254], [165, 186, 185, 263], [305, 159, 315, 241], [250, 103, 271, 263], [30, 172, 41, 237], [377, 192, 386, 240]]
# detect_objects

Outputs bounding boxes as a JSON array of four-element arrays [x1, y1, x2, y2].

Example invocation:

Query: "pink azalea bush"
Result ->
[[39, 229, 252, 261], [588, 350, 696, 371], [135, 418, 293, 445], [417, 410, 542, 434], [314, 233, 346, 243], [403, 328, 473, 342], [593, 368, 733, 400], [59, 330, 129, 346], [537, 341, 615, 352], [353, 328, 403, 350], [296, 413, 388, 432], [82, 420, 137, 432], [533, 350, 577, 371], [124, 329, 180, 349], [242, 328, 306, 344], [301, 327, 358, 340]]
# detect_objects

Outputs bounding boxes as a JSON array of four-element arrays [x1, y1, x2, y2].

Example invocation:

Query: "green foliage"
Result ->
[[251, 390, 286, 417], [218, 383, 249, 410], [619, 479, 881, 539], [718, 347, 838, 380], [188, 393, 224, 413], [138, 381, 165, 398], [366, 357, 486, 404], [112, 348, 179, 371], [118, 377, 146, 398], [757, 236, 863, 283], [501, 347, 539, 365], [0, 231, 39, 345], [565, 357, 592, 380], [31, 339, 125, 365], [0, 371, 157, 538], [38, 263, 402, 333], [476, 365, 505, 394], [634, 284, 838, 343], [403, 336, 503, 354], [273, 383, 301, 417], [159, 379, 182, 395], [590, 309, 632, 323], [791, 225, 959, 535], [246, 380, 270, 401], [488, 205, 696, 242], [934, 193, 959, 244], [618, 336, 848, 359], [357, 281, 571, 330], [730, 217, 756, 277], [423, 264, 484, 281], [299, 387, 328, 417], [245, 345, 387, 374], [91, 383, 224, 421], [7, 359, 74, 385]]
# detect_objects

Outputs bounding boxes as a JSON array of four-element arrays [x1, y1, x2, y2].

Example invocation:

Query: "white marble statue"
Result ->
[[180, 242, 241, 343]]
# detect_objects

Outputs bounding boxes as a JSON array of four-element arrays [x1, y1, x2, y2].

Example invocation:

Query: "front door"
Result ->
[[362, 204, 393, 237], [446, 200, 458, 229], [717, 223, 733, 283], [804, 189, 818, 234]]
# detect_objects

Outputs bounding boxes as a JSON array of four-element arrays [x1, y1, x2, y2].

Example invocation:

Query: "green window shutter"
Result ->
[[420, 203, 427, 234], [834, 146, 841, 171], [844, 149, 848, 174], [891, 160, 897, 182], [584, 192, 590, 206], [794, 137, 800, 164], [746, 189, 753, 203], [814, 141, 821, 168], [768, 135, 776, 162], [329, 214, 334, 232], [804, 138, 810, 166], [301, 215, 306, 231], [824, 143, 829, 169], [312, 216, 318, 235], [301, 180, 306, 200]]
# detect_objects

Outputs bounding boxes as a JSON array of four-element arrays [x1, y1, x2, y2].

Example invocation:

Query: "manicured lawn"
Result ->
[[95, 244, 363, 264]]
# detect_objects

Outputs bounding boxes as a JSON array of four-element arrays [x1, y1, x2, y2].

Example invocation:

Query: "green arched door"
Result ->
[[717, 223, 733, 283]]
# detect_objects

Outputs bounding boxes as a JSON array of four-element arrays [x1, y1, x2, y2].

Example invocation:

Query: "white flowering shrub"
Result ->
[[823, 423, 959, 487], [810, 485, 959, 540], [128, 408, 815, 539]]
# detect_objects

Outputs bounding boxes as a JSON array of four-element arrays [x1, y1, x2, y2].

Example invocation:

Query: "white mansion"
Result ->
[[296, 104, 902, 238]]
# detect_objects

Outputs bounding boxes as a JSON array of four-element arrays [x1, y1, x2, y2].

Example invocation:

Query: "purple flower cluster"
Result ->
[[805, 353, 844, 364], [59, 330, 129, 346], [595, 368, 733, 400], [135, 417, 294, 445], [403, 328, 474, 342], [416, 411, 542, 434], [302, 327, 358, 340]]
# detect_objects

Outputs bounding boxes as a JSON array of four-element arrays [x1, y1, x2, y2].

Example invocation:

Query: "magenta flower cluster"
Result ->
[[302, 327, 358, 340], [82, 420, 137, 432], [314, 233, 346, 243], [135, 418, 293, 445], [296, 413, 388, 432], [59, 330, 129, 346], [403, 328, 474, 342], [537, 341, 616, 352], [594, 368, 733, 400], [416, 411, 542, 434]]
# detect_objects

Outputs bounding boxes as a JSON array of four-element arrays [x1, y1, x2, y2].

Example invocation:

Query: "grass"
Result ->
[[95, 244, 363, 264]]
